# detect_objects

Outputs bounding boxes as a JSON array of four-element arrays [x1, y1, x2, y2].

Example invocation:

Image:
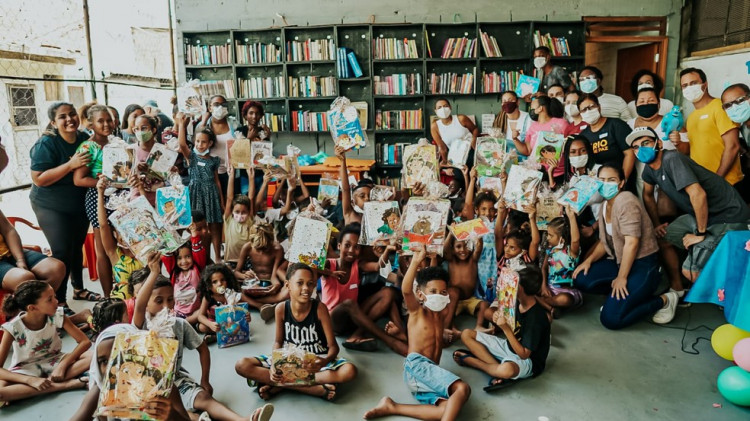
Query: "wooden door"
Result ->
[[615, 43, 659, 102]]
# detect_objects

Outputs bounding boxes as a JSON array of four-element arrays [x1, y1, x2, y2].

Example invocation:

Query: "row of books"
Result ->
[[185, 43, 232, 66], [373, 38, 420, 60], [533, 30, 572, 56], [478, 30, 502, 58], [287, 76, 336, 98], [375, 109, 423, 131], [235, 41, 281, 64], [259, 113, 287, 132], [238, 76, 285, 99], [374, 176, 401, 188], [376, 142, 410, 165], [481, 70, 523, 94], [291, 111, 329, 132], [337, 48, 364, 79], [440, 37, 478, 59], [197, 80, 235, 99], [427, 70, 476, 94], [373, 74, 422, 96], [286, 39, 336, 62]]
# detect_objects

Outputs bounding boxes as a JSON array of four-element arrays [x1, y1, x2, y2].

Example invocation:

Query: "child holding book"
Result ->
[[132, 114, 163, 205], [235, 263, 357, 401], [162, 223, 208, 324], [443, 233, 489, 333], [335, 146, 372, 225], [363, 245, 471, 421], [492, 202, 540, 302], [538, 205, 583, 316], [224, 165, 255, 264], [196, 264, 252, 342]]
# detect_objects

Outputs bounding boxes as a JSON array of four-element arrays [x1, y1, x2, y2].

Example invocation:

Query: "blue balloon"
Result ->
[[717, 366, 750, 406]]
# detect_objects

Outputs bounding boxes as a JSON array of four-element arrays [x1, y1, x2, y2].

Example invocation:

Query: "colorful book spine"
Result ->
[[481, 70, 522, 94], [197, 80, 236, 99], [291, 111, 329, 132], [286, 38, 336, 61], [238, 76, 285, 99], [373, 38, 420, 60], [478, 31, 502, 57], [375, 109, 423, 130], [439, 37, 478, 59], [377, 142, 411, 165], [373, 74, 422, 96], [287, 76, 336, 98], [261, 113, 287, 132], [533, 30, 572, 57], [234, 41, 281, 64], [185, 42, 231, 65], [427, 69, 476, 94], [347, 51, 363, 77]]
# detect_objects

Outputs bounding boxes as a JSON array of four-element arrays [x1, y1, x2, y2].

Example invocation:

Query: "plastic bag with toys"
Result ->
[[399, 195, 451, 256], [474, 135, 507, 177], [402, 139, 439, 189], [177, 79, 206, 117], [96, 308, 179, 420], [215, 287, 250, 349], [155, 174, 191, 229], [108, 195, 182, 264], [271, 344, 318, 387], [502, 164, 543, 212], [328, 96, 367, 152], [102, 138, 134, 188], [286, 211, 333, 269], [535, 184, 563, 231], [557, 175, 603, 214], [317, 173, 340, 206]]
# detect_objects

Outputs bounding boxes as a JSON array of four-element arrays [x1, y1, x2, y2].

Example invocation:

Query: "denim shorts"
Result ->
[[0, 249, 49, 288], [403, 352, 460, 405], [475, 331, 533, 380]]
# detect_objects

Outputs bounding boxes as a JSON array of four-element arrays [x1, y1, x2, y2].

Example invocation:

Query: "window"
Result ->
[[8, 86, 38, 127], [689, 0, 750, 53]]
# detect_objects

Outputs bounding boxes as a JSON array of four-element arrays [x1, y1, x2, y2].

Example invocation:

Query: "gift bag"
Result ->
[[360, 201, 401, 246], [96, 308, 179, 420], [450, 218, 490, 242], [271, 344, 318, 387], [155, 183, 191, 229], [478, 176, 503, 200], [177, 79, 206, 117], [108, 196, 182, 263], [317, 175, 339, 206], [102, 142, 134, 188], [557, 175, 603, 214], [402, 140, 439, 189], [400, 198, 451, 255], [328, 96, 367, 151], [251, 141, 274, 167], [228, 134, 252, 169], [215, 290, 250, 348], [495, 267, 519, 328], [286, 214, 332, 269], [474, 137, 506, 177], [447, 135, 471, 168], [145, 143, 179, 181], [503, 165, 543, 212], [536, 185, 563, 231]]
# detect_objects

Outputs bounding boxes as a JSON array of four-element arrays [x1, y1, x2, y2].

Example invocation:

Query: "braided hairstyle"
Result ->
[[91, 298, 127, 333], [547, 216, 571, 246], [2, 280, 51, 316]]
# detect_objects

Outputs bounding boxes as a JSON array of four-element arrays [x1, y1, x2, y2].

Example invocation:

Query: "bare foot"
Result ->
[[257, 384, 282, 400], [384, 321, 407, 342], [442, 328, 460, 345], [364, 396, 396, 419]]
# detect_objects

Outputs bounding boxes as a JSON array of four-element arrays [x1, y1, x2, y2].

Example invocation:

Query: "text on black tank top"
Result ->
[[283, 299, 328, 355]]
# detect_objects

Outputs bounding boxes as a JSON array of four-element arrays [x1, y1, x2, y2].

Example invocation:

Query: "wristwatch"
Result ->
[[695, 230, 707, 236]]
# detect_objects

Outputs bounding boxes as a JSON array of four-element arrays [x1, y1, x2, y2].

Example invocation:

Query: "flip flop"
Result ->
[[342, 338, 377, 352], [452, 349, 475, 367], [254, 403, 274, 421], [483, 377, 519, 392], [320, 384, 337, 402]]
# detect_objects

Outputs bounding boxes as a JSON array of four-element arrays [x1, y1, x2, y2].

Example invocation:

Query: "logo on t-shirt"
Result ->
[[285, 321, 327, 354], [593, 138, 609, 154]]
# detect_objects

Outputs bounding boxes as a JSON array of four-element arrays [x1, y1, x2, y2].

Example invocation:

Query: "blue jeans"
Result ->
[[573, 253, 663, 330]]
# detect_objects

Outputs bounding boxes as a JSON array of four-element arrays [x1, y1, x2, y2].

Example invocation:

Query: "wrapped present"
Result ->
[[102, 141, 134, 188], [474, 137, 506, 177], [557, 175, 603, 214], [328, 96, 367, 151], [317, 176, 339, 206], [215, 290, 250, 348], [503, 165, 543, 212], [450, 218, 490, 242], [402, 140, 439, 189], [286, 213, 332, 269], [155, 184, 191, 229], [108, 196, 182, 263], [96, 308, 179, 420], [271, 344, 318, 387], [360, 201, 401, 246], [251, 141, 274, 168], [447, 135, 471, 168], [177, 79, 206, 117], [532, 131, 565, 163], [227, 134, 252, 169], [400, 198, 451, 255], [478, 176, 503, 200], [495, 267, 519, 328], [536, 185, 563, 231], [145, 143, 179, 181]]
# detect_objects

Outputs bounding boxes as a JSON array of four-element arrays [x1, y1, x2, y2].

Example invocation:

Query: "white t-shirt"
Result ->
[[506, 111, 532, 142], [436, 116, 471, 150], [599, 93, 634, 121]]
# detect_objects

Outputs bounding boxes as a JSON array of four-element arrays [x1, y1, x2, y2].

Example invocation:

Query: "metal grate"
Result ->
[[689, 0, 750, 53], [8, 86, 39, 127]]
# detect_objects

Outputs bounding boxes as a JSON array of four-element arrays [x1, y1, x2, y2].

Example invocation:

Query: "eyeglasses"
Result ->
[[631, 139, 655, 150], [722, 95, 748, 110], [580, 104, 598, 113]]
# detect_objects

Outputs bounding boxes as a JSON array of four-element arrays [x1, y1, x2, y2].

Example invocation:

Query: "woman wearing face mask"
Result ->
[[430, 98, 479, 164], [196, 95, 235, 197], [492, 91, 532, 160], [120, 104, 145, 143], [578, 94, 636, 192], [30, 102, 93, 309], [572, 164, 678, 329], [626, 69, 674, 118], [578, 66, 633, 121], [132, 114, 163, 205], [560, 135, 599, 247], [519, 95, 572, 185], [563, 91, 587, 134]]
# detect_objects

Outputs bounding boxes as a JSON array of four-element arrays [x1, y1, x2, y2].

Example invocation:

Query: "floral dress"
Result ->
[[1, 307, 65, 377]]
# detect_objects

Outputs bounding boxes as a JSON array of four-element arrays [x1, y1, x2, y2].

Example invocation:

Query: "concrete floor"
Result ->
[[3, 276, 750, 421]]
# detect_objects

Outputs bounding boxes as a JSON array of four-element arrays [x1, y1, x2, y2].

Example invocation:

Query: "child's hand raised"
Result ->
[[147, 252, 162, 273], [334, 145, 346, 159], [174, 112, 186, 127], [564, 204, 576, 219], [469, 167, 478, 180], [411, 243, 427, 263], [96, 175, 109, 192], [263, 171, 273, 183], [523, 204, 537, 219]]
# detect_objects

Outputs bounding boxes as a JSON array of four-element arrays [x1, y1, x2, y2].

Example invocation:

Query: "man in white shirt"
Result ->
[[578, 65, 633, 121]]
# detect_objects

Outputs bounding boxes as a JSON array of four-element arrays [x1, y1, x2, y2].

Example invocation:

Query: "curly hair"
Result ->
[[199, 264, 240, 300], [381, 208, 400, 225], [248, 222, 274, 251], [241, 100, 265, 121], [91, 298, 127, 333]]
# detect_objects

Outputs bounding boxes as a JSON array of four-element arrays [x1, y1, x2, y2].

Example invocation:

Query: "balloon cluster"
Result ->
[[711, 324, 750, 406]]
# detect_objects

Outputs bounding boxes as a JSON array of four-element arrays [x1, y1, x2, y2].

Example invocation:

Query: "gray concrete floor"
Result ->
[[3, 275, 750, 421]]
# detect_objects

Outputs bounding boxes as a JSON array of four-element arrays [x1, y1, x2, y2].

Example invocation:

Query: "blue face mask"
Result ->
[[726, 101, 750, 124], [580, 78, 598, 94], [599, 182, 620, 200], [193, 147, 210, 156], [636, 144, 658, 164]]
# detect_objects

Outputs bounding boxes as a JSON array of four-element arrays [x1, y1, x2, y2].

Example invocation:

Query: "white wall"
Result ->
[[678, 48, 750, 116]]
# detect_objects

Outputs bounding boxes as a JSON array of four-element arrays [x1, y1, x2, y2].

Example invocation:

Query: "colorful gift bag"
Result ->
[[474, 137, 506, 177], [328, 96, 367, 151], [360, 201, 401, 246], [503, 165, 543, 212], [400, 198, 451, 255], [495, 267, 519, 328], [177, 79, 206, 117], [251, 141, 274, 167], [102, 143, 134, 188], [216, 299, 250, 349], [450, 218, 490, 242], [536, 186, 563, 231], [478, 176, 503, 200], [227, 136, 252, 169], [271, 345, 318, 387], [317, 176, 339, 206], [156, 185, 191, 229], [145, 143, 179, 181], [108, 196, 182, 263], [287, 215, 332, 269], [557, 175, 603, 214], [402, 141, 439, 189]]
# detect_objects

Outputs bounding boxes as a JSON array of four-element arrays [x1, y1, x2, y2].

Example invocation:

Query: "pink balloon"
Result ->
[[734, 338, 750, 372]]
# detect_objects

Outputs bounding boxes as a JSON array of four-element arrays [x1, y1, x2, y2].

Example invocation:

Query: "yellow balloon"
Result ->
[[712, 324, 750, 360]]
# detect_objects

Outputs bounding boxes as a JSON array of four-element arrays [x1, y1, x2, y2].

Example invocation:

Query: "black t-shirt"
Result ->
[[514, 302, 551, 377], [642, 151, 750, 225], [580, 118, 632, 166], [29, 132, 88, 213]]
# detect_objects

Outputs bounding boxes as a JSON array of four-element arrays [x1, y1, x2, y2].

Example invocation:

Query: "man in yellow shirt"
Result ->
[[680, 67, 743, 185]]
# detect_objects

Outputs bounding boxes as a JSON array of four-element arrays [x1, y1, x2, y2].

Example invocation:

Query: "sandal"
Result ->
[[73, 289, 103, 302], [320, 384, 337, 401], [342, 338, 377, 352], [452, 349, 475, 367], [59, 303, 76, 317], [483, 377, 519, 392], [253, 403, 274, 421]]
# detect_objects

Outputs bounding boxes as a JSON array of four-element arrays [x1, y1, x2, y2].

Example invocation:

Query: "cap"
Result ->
[[142, 100, 158, 108], [625, 126, 658, 147]]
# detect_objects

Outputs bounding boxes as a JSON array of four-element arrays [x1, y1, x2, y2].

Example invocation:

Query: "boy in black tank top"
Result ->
[[235, 263, 358, 401]]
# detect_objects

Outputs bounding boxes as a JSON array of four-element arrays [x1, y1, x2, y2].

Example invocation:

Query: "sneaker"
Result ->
[[652, 291, 678, 324], [260, 304, 276, 323], [198, 412, 212, 421], [670, 288, 692, 308]]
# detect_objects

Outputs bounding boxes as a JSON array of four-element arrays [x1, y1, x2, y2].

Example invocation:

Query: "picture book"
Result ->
[[108, 196, 182, 263], [287, 215, 332, 269], [400, 198, 451, 255], [228, 137, 252, 169], [216, 301, 250, 348], [317, 177, 339, 206], [402, 142, 439, 189], [328, 100, 367, 151], [557, 175, 603, 214], [251, 141, 274, 167], [447, 138, 471, 168], [515, 74, 540, 98], [145, 142, 179, 180], [478, 176, 503, 200], [155, 185, 191, 229], [532, 131, 565, 163], [450, 218, 490, 242], [102, 143, 134, 188], [495, 267, 519, 328], [536, 188, 563, 231], [503, 165, 543, 212], [474, 137, 506, 177], [177, 80, 206, 117], [360, 201, 401, 246], [271, 345, 318, 387]]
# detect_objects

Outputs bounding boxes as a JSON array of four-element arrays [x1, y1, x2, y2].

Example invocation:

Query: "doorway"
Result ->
[[616, 43, 660, 102]]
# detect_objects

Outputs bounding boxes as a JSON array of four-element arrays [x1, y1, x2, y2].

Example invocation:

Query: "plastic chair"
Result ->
[[6, 216, 45, 254]]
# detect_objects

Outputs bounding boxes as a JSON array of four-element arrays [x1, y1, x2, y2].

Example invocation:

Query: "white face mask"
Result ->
[[581, 108, 601, 125], [352, 203, 364, 214], [422, 293, 450, 312], [436, 107, 451, 119], [565, 104, 580, 117], [212, 106, 229, 120], [554, 96, 564, 104], [534, 57, 547, 69], [682, 84, 705, 103], [637, 82, 654, 92], [233, 212, 248, 223], [569, 154, 589, 169]]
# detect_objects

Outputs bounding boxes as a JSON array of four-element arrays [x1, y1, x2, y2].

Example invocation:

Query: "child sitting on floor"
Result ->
[[0, 280, 92, 405], [196, 264, 252, 342], [455, 266, 551, 392], [234, 263, 357, 402], [538, 205, 582, 317], [162, 223, 208, 324], [493, 202, 540, 302]]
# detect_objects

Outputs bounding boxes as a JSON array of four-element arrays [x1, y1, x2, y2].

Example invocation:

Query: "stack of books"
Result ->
[[373, 38, 420, 60], [291, 111, 329, 132], [185, 43, 231, 65], [286, 38, 336, 61], [197, 80, 236, 99], [375, 176, 401, 189], [238, 76, 285, 99], [337, 48, 364, 78], [533, 31, 571, 56], [375, 109, 423, 131], [288, 76, 336, 97], [440, 37, 478, 59], [373, 74, 422, 96], [377, 142, 411, 165], [481, 71, 522, 94], [427, 70, 476, 94], [479, 31, 502, 57], [235, 41, 281, 64], [261, 113, 287, 132]]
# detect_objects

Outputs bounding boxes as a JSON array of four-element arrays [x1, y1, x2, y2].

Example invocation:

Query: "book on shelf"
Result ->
[[197, 80, 236, 99], [235, 41, 281, 64], [373, 38, 420, 60], [287, 76, 336, 98], [427, 69, 476, 94], [375, 109, 423, 131], [337, 48, 363, 78], [377, 142, 411, 165], [479, 30, 502, 57], [533, 30, 571, 57], [481, 70, 522, 94], [185, 42, 231, 66], [373, 74, 422, 96], [425, 29, 432, 58], [375, 176, 401, 189], [440, 37, 477, 59], [291, 110, 329, 132], [286, 38, 336, 61], [238, 76, 285, 99], [261, 113, 287, 132]]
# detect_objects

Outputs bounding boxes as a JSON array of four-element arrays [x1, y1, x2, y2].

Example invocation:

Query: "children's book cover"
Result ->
[[287, 216, 331, 269], [557, 175, 603, 214], [156, 185, 191, 229], [450, 218, 490, 242], [532, 131, 565, 162], [329, 104, 367, 151], [271, 345, 318, 386], [402, 143, 439, 189], [361, 201, 401, 246], [447, 138, 471, 168], [495, 267, 519, 328], [228, 137, 252, 169], [102, 144, 134, 188], [474, 137, 506, 177], [251, 141, 274, 167], [536, 190, 563, 231], [400, 198, 451, 255], [108, 196, 181, 263], [515, 74, 540, 98], [216, 302, 250, 348], [503, 165, 543, 212], [478, 176, 503, 200], [317, 177, 339, 206], [146, 142, 179, 180]]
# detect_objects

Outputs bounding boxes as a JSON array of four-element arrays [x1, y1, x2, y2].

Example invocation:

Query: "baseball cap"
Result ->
[[625, 126, 658, 147]]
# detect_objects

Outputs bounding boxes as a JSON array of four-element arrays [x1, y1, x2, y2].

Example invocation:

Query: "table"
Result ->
[[299, 157, 374, 186]]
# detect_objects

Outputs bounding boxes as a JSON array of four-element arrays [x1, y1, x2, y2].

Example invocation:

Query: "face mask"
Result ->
[[436, 107, 451, 119], [212, 106, 229, 120], [233, 213, 248, 223], [193, 147, 210, 156], [580, 78, 598, 94], [555, 96, 565, 104], [636, 144, 659, 164], [529, 108, 540, 122], [548, 238, 565, 252], [637, 82, 654, 92], [422, 293, 450, 312], [726, 101, 750, 124], [682, 84, 705, 103], [636, 103, 659, 119], [534, 57, 547, 69], [352, 203, 364, 214], [501, 102, 518, 114], [565, 104, 580, 117], [581, 108, 601, 125], [569, 154, 589, 169], [135, 130, 153, 143], [599, 182, 620, 200]]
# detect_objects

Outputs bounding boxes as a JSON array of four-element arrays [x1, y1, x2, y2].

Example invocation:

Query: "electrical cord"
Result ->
[[648, 305, 715, 355]]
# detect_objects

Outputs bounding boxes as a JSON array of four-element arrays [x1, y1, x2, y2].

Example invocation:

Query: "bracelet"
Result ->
[[696, 230, 706, 236]]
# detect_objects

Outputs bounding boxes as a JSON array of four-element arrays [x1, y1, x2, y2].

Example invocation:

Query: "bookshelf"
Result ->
[[181, 21, 586, 185]]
